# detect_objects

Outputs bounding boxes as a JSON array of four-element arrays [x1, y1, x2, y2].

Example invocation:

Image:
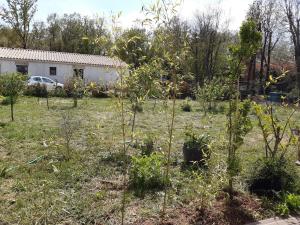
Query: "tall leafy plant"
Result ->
[[142, 0, 189, 219], [226, 20, 261, 199]]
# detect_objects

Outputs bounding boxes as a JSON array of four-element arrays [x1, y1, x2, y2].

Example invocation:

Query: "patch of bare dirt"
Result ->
[[135, 192, 264, 225]]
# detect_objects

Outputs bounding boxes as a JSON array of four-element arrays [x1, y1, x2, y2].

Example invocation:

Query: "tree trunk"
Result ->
[[295, 49, 300, 96], [73, 97, 77, 108], [10, 98, 14, 122], [266, 32, 272, 82], [259, 35, 267, 94]]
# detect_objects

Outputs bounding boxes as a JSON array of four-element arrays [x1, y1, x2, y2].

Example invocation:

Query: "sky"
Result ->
[[0, 0, 254, 30]]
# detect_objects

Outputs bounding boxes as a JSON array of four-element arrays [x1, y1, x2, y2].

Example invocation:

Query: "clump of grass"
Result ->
[[181, 98, 192, 112]]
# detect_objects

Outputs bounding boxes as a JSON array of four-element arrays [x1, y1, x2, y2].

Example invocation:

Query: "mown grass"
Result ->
[[0, 96, 299, 224]]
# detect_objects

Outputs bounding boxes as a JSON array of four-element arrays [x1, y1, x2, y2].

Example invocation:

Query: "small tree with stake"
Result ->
[[0, 73, 25, 121]]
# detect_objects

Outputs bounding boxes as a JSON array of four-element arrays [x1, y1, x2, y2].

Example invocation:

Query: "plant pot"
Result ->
[[183, 144, 202, 163]]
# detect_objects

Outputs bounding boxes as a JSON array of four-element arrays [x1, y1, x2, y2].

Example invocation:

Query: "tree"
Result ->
[[226, 20, 262, 200], [0, 73, 25, 121], [248, 0, 281, 93], [0, 0, 38, 49], [114, 28, 152, 68], [47, 13, 63, 51], [282, 0, 300, 95], [30, 21, 48, 49], [191, 8, 229, 86], [0, 25, 20, 47]]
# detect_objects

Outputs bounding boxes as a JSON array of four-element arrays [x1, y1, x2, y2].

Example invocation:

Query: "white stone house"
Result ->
[[0, 47, 125, 84]]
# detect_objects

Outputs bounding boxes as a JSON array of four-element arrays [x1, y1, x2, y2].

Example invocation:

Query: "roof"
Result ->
[[0, 47, 126, 67]]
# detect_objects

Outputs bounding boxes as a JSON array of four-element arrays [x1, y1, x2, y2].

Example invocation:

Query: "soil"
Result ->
[[137, 191, 265, 225]]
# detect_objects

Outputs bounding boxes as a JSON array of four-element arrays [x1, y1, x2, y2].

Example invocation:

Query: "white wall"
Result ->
[[0, 60, 120, 84], [0, 60, 16, 73], [84, 66, 119, 84]]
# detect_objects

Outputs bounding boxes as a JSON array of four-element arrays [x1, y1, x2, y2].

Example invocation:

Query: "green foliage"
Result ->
[[285, 193, 300, 212], [181, 98, 192, 112], [24, 83, 48, 97], [1, 96, 16, 105], [64, 76, 84, 107], [129, 153, 166, 196], [275, 193, 300, 216], [139, 134, 155, 156], [113, 28, 152, 68], [253, 102, 296, 159], [87, 82, 110, 98], [0, 73, 25, 98], [49, 87, 67, 98], [226, 20, 261, 199], [0, 73, 26, 121], [196, 78, 227, 115], [248, 157, 300, 196], [183, 126, 211, 166], [275, 203, 290, 217]]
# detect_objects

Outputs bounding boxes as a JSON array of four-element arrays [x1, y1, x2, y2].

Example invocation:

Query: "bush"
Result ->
[[181, 98, 192, 112], [275, 194, 300, 216], [285, 193, 300, 212], [88, 82, 110, 98], [182, 127, 211, 166], [275, 203, 290, 217], [24, 83, 48, 97], [248, 157, 300, 196], [139, 135, 155, 156], [129, 153, 167, 196], [64, 77, 84, 98], [1, 96, 16, 105], [132, 102, 143, 113], [49, 87, 67, 98]]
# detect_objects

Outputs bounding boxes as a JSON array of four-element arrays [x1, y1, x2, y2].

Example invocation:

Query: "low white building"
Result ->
[[0, 47, 125, 84]]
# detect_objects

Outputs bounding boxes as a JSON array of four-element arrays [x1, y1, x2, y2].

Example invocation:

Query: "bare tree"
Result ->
[[247, 0, 281, 93], [191, 8, 229, 86], [0, 0, 38, 49], [282, 0, 300, 93]]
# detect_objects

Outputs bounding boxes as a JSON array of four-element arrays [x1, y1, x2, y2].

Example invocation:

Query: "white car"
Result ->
[[28, 76, 64, 91]]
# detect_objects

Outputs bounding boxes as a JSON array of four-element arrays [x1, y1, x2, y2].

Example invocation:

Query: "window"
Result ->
[[49, 67, 57, 76], [16, 65, 28, 75], [73, 68, 84, 79], [33, 77, 42, 82], [42, 78, 54, 83]]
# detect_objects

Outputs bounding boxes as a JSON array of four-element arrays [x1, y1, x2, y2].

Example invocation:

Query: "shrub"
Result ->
[[49, 87, 67, 98], [132, 102, 143, 113], [182, 126, 211, 166], [275, 203, 290, 217], [285, 193, 300, 212], [87, 82, 110, 98], [129, 153, 167, 196], [1, 96, 16, 105], [64, 77, 84, 107], [248, 157, 299, 196], [24, 83, 48, 97], [181, 98, 192, 112], [139, 135, 155, 156]]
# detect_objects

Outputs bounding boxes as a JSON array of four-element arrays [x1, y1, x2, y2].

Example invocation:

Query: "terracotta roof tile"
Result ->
[[0, 47, 126, 67]]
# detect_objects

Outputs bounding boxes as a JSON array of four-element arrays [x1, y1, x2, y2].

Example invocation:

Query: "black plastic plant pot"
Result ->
[[183, 143, 202, 164]]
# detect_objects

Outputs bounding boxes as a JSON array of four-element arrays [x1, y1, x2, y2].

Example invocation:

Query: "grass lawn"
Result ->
[[0, 96, 299, 225]]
